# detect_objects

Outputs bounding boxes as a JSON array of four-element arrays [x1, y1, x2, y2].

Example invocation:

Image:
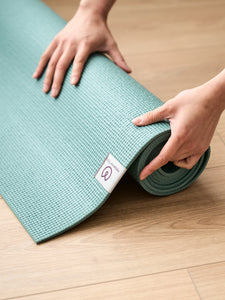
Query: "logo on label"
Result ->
[[95, 153, 127, 193], [101, 166, 112, 181]]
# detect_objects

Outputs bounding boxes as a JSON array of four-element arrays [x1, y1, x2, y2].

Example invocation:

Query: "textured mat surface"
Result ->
[[0, 0, 210, 243]]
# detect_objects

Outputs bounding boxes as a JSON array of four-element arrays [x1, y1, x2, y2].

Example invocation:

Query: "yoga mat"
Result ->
[[0, 0, 210, 243]]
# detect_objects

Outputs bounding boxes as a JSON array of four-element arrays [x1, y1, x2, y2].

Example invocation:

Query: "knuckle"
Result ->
[[146, 110, 153, 117], [145, 110, 153, 120], [57, 61, 66, 70], [82, 37, 92, 48], [67, 39, 75, 49], [58, 37, 68, 46], [145, 163, 156, 174], [75, 55, 85, 64], [148, 109, 159, 123], [158, 153, 168, 164], [48, 60, 56, 68]]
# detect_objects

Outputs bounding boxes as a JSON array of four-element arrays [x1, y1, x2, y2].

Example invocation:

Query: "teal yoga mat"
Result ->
[[0, 0, 210, 243]]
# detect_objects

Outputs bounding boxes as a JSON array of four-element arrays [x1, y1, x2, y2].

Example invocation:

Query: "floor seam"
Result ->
[[187, 269, 202, 300], [2, 259, 225, 300]]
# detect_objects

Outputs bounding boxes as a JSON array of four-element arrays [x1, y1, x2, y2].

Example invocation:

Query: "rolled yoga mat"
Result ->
[[0, 0, 210, 243]]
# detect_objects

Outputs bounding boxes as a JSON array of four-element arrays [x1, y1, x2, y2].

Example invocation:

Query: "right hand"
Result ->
[[132, 83, 224, 180], [32, 7, 131, 97]]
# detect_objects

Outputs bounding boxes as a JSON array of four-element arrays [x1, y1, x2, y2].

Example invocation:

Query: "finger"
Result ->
[[173, 153, 202, 169], [33, 41, 57, 78], [51, 48, 74, 97], [42, 47, 62, 93], [108, 43, 131, 73], [70, 46, 90, 85], [132, 104, 169, 126], [139, 135, 178, 180]]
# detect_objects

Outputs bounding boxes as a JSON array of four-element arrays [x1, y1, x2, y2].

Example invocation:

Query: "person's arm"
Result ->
[[32, 0, 131, 97], [132, 69, 225, 180]]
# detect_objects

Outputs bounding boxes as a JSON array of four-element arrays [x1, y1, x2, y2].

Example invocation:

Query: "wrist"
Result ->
[[78, 0, 115, 21], [200, 70, 225, 113]]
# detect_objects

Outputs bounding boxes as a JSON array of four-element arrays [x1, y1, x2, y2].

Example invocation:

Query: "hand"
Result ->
[[32, 7, 131, 97], [132, 84, 224, 180]]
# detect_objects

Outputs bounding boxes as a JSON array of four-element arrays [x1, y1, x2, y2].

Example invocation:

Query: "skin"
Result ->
[[32, 0, 131, 97], [132, 69, 225, 180], [33, 1, 225, 181]]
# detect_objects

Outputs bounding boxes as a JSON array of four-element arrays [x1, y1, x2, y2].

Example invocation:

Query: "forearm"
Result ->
[[79, 0, 116, 19], [201, 68, 225, 112]]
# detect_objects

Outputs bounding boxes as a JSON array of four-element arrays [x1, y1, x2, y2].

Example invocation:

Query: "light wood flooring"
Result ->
[[1, 0, 225, 299]]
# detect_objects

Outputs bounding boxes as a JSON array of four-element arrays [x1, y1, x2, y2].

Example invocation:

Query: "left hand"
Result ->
[[32, 6, 131, 98]]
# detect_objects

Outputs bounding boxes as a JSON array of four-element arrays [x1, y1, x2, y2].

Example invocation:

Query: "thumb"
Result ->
[[132, 104, 168, 126], [108, 43, 132, 73]]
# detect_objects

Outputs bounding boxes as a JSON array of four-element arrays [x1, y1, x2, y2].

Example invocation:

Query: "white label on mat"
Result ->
[[95, 153, 127, 193]]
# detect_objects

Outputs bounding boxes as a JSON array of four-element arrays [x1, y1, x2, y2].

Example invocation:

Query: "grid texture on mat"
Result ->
[[0, 0, 209, 243]]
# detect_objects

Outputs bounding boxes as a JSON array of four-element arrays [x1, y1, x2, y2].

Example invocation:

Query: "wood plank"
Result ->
[[190, 262, 225, 300], [128, 46, 225, 101], [109, 0, 225, 58], [206, 132, 225, 169], [1, 0, 225, 298], [43, 0, 225, 56], [1, 167, 225, 298], [12, 270, 199, 300]]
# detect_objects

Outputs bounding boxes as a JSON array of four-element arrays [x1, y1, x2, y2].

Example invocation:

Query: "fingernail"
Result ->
[[51, 88, 58, 98], [32, 71, 38, 78], [43, 84, 49, 93], [126, 65, 132, 73], [132, 117, 142, 125], [71, 76, 78, 85]]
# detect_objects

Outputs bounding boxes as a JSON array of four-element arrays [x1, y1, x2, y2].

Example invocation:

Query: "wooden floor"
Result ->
[[1, 0, 225, 299]]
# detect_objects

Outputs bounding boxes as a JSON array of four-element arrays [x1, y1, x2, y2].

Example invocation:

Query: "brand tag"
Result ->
[[95, 153, 127, 193]]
